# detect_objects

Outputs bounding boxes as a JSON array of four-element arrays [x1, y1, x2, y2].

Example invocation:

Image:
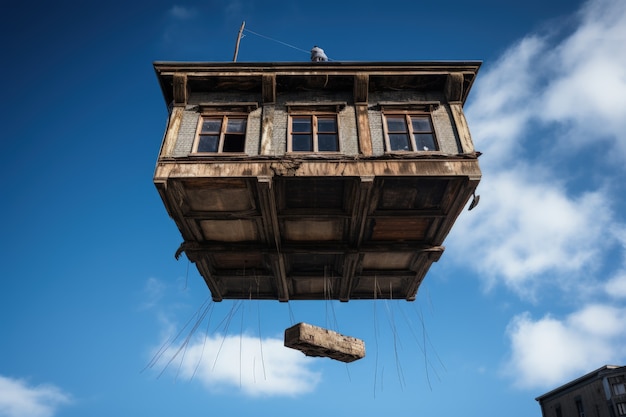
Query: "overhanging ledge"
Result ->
[[154, 158, 482, 181]]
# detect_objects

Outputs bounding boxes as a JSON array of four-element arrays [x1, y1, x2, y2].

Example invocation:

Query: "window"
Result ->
[[617, 402, 626, 416], [575, 398, 585, 417], [555, 405, 562, 417], [614, 383, 626, 396], [383, 113, 437, 152], [288, 115, 339, 152], [194, 115, 247, 153]]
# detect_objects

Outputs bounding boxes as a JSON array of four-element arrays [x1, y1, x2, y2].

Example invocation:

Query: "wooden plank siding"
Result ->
[[154, 62, 481, 302]]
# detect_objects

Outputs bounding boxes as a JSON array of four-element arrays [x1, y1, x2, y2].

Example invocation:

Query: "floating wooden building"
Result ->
[[153, 60, 481, 302]]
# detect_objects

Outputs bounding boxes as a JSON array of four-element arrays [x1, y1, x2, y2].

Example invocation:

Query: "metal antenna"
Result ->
[[233, 21, 245, 62]]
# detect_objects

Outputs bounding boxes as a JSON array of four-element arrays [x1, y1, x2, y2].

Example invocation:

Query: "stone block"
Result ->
[[284, 322, 365, 363]]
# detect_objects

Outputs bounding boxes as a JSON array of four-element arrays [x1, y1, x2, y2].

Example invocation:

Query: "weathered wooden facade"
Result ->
[[536, 365, 626, 417], [153, 61, 481, 302]]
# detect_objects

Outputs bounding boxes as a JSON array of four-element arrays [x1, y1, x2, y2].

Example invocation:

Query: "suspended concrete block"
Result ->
[[284, 322, 365, 363]]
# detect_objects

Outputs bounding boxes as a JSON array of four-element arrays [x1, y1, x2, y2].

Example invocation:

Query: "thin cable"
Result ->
[[383, 297, 406, 390], [163, 299, 213, 380], [373, 276, 379, 398], [184, 258, 190, 290], [287, 301, 296, 325], [243, 28, 311, 55], [257, 299, 267, 381], [143, 296, 211, 373], [191, 302, 216, 380], [397, 303, 436, 389], [212, 300, 242, 371], [175, 301, 213, 380], [327, 270, 339, 331], [413, 302, 447, 372], [239, 299, 244, 388]]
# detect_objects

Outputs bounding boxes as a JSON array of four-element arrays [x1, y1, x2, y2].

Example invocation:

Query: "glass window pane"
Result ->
[[292, 134, 313, 151], [197, 135, 219, 152], [292, 117, 312, 133], [317, 118, 337, 133], [201, 119, 222, 133], [226, 118, 246, 133], [386, 116, 407, 132], [223, 134, 245, 152], [411, 117, 432, 132], [318, 134, 338, 151], [414, 133, 436, 151], [389, 134, 410, 151]]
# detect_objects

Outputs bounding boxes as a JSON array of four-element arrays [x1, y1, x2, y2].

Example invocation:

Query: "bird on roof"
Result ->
[[310, 46, 328, 62]]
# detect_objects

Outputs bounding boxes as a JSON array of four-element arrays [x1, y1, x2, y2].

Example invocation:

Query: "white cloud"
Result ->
[[0, 376, 71, 417], [453, 166, 612, 297], [168, 5, 196, 20], [605, 273, 626, 298], [458, 0, 626, 297], [466, 36, 545, 164], [150, 332, 321, 397], [503, 305, 626, 389], [603, 227, 626, 299], [143, 285, 321, 397], [541, 0, 626, 154], [468, 0, 626, 161], [139, 277, 166, 310]]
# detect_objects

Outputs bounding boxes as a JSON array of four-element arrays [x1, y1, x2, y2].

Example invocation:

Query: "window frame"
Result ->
[[614, 383, 626, 396], [382, 111, 439, 153], [287, 112, 340, 153], [192, 113, 248, 155]]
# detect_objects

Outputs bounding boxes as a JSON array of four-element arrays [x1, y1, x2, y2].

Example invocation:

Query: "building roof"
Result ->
[[535, 365, 626, 402], [153, 60, 482, 107]]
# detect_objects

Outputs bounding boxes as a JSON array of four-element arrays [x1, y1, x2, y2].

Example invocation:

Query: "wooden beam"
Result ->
[[159, 107, 184, 158], [444, 72, 464, 103], [338, 252, 359, 301], [431, 177, 479, 244], [404, 247, 445, 301], [177, 240, 441, 255], [349, 176, 375, 247], [172, 73, 187, 105], [450, 103, 476, 154], [353, 72, 369, 104], [356, 105, 373, 156], [256, 176, 290, 301], [256, 176, 280, 246], [262, 74, 276, 104], [269, 253, 289, 302], [196, 257, 224, 301], [154, 159, 482, 182]]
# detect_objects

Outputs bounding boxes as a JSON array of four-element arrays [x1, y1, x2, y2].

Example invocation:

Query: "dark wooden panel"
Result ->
[[288, 254, 340, 274], [211, 252, 265, 270], [282, 178, 346, 210], [199, 219, 258, 242], [377, 178, 448, 210], [368, 218, 431, 241], [282, 219, 344, 242]]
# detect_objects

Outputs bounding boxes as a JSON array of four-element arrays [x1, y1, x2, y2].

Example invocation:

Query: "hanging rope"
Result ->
[[257, 299, 267, 381], [191, 301, 216, 380], [373, 276, 380, 397]]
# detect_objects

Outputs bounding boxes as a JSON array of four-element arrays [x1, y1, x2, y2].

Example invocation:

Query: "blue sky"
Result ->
[[1, 0, 626, 416]]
